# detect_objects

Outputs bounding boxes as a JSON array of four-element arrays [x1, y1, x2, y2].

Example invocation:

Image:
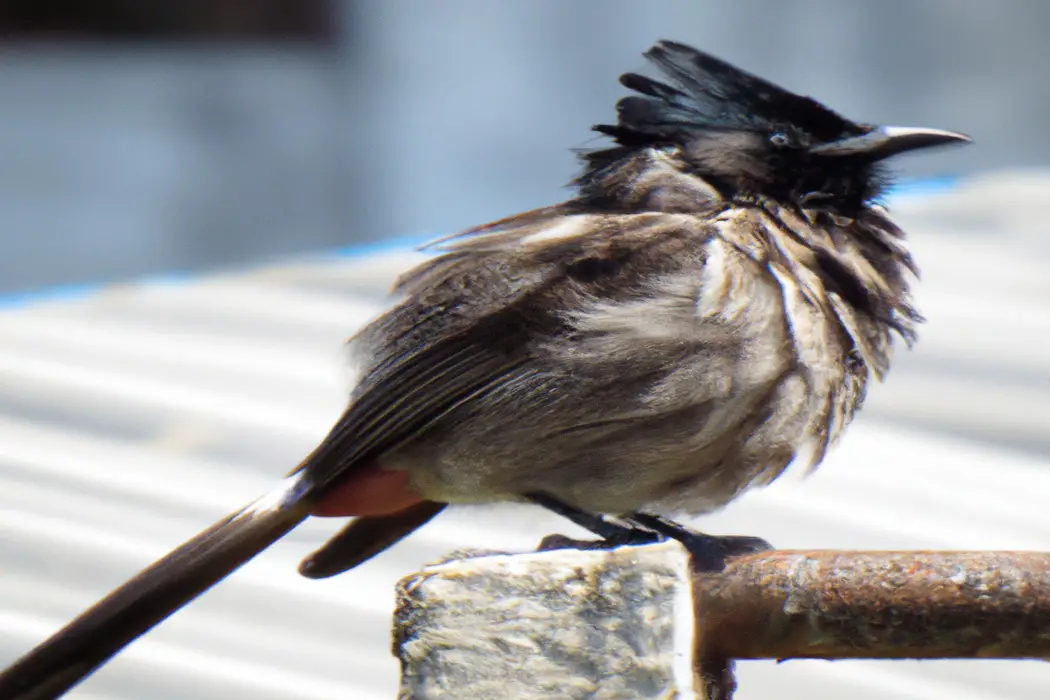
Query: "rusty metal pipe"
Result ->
[[693, 550, 1050, 661]]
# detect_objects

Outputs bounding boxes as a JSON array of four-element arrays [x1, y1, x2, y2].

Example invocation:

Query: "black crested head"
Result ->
[[577, 40, 970, 215]]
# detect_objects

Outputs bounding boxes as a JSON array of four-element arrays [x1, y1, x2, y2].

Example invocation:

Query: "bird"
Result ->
[[0, 39, 969, 699]]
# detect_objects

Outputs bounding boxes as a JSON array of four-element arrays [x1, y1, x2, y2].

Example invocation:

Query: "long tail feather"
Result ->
[[0, 477, 312, 700]]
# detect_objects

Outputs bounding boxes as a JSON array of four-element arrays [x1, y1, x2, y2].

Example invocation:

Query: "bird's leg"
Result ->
[[627, 513, 772, 571], [526, 494, 772, 571], [526, 493, 663, 549]]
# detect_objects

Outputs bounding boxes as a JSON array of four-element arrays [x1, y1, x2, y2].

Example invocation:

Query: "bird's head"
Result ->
[[579, 40, 970, 216]]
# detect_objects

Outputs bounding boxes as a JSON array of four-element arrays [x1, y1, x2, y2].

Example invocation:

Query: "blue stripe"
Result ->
[[0, 174, 967, 307], [0, 272, 195, 311], [330, 232, 435, 259], [0, 282, 106, 310], [887, 175, 960, 198]]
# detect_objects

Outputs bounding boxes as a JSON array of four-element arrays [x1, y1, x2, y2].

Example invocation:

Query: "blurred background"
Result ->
[[1, 1, 1049, 699], [0, 0, 1048, 293]]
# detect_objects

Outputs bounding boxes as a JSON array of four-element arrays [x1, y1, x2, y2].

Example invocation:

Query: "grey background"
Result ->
[[0, 0, 1048, 294]]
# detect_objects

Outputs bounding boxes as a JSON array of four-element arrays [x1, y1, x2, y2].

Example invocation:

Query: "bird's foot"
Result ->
[[528, 492, 665, 552], [536, 528, 663, 553], [628, 513, 772, 571], [527, 493, 772, 569]]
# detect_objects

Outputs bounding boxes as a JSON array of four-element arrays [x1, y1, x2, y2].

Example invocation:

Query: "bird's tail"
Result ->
[[0, 476, 313, 700], [298, 500, 446, 579]]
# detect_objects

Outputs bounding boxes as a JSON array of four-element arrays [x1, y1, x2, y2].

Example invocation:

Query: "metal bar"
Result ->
[[693, 550, 1050, 660]]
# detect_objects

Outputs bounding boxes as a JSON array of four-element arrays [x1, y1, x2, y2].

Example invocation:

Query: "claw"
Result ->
[[628, 513, 773, 571]]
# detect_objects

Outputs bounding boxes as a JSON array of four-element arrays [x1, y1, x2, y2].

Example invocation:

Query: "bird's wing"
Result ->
[[292, 291, 545, 495], [294, 204, 629, 495]]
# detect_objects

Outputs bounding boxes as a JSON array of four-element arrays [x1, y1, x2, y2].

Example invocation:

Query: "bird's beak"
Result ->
[[809, 126, 971, 160]]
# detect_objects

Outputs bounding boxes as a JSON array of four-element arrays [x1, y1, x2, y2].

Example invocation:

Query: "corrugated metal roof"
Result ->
[[1, 172, 1049, 699]]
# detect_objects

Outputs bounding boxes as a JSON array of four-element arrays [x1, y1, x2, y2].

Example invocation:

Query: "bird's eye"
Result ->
[[769, 132, 791, 148]]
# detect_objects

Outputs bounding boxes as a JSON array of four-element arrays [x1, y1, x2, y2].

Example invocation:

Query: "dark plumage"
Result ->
[[582, 41, 878, 210], [0, 40, 969, 699]]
